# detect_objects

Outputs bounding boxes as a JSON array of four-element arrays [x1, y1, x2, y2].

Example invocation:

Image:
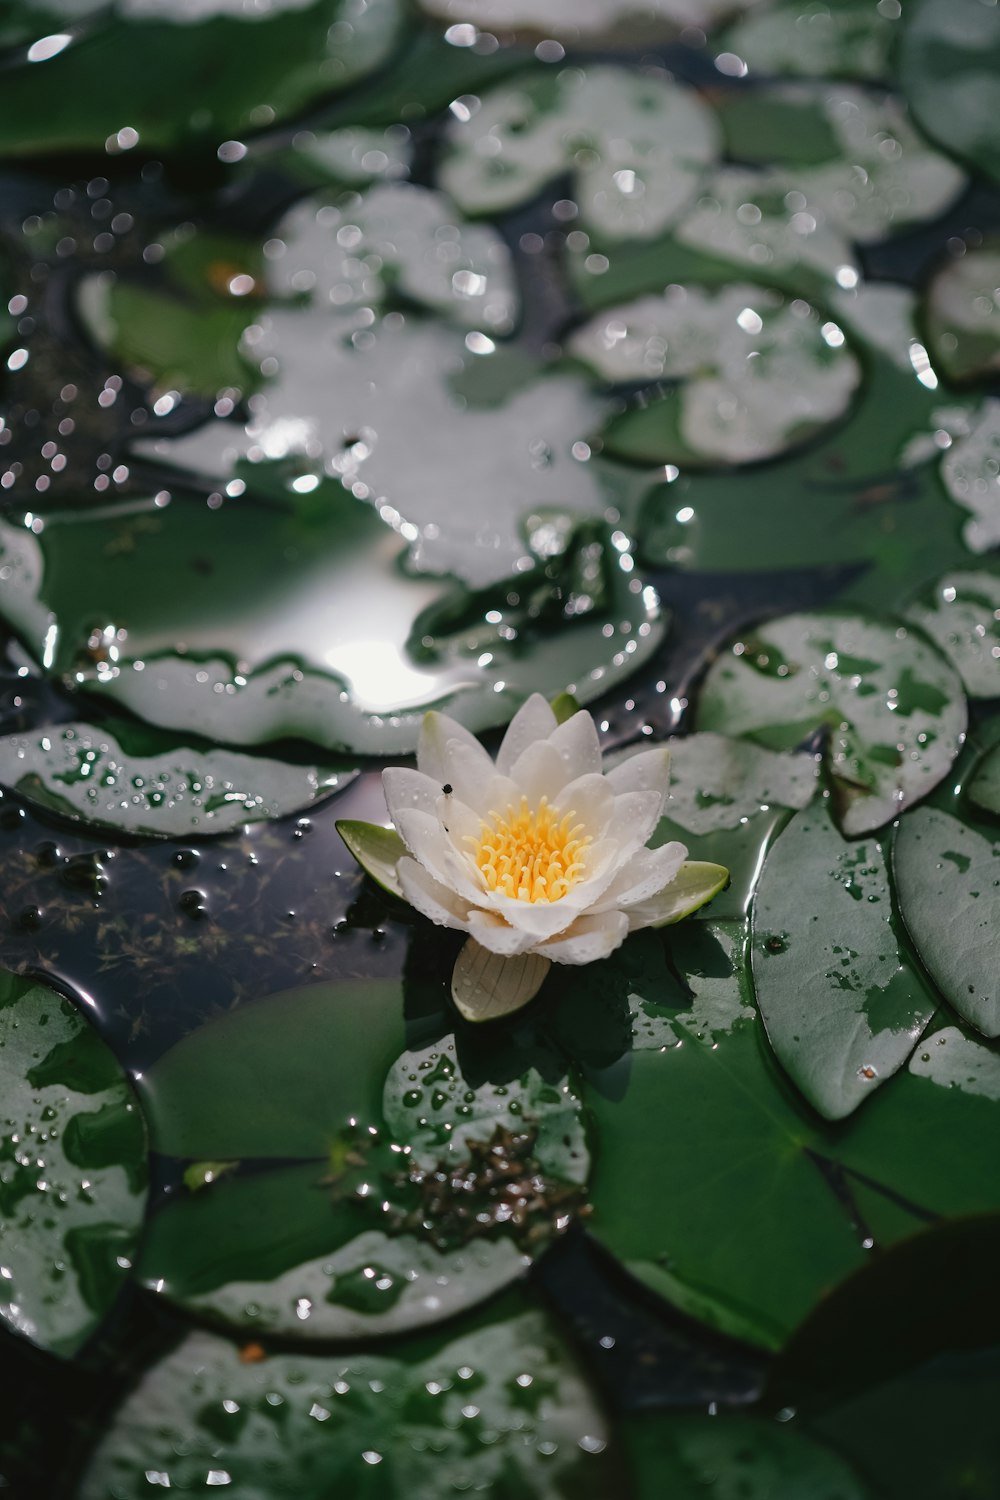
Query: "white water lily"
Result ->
[[338, 695, 728, 1021]]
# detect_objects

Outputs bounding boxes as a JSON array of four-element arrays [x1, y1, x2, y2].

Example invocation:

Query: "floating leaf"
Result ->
[[138, 979, 590, 1336], [900, 0, 1000, 188], [752, 800, 938, 1119], [585, 919, 1000, 1350], [78, 1303, 619, 1500], [939, 399, 1000, 554], [418, 0, 761, 41], [0, 971, 147, 1357], [0, 494, 662, 757], [696, 610, 967, 835], [892, 806, 1000, 1038], [903, 570, 1000, 700], [925, 241, 1000, 384], [0, 721, 356, 838], [0, 0, 406, 158], [720, 0, 900, 82], [570, 283, 861, 468], [439, 64, 721, 240], [909, 1025, 1000, 1100]]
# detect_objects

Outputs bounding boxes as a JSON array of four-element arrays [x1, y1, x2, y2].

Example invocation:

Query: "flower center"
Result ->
[[470, 796, 590, 903]]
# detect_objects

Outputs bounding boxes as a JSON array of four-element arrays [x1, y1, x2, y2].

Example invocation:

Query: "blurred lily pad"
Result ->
[[78, 1301, 619, 1499], [751, 799, 938, 1120], [720, 0, 901, 82], [940, 399, 1000, 554], [903, 570, 1000, 700], [570, 282, 861, 467], [925, 242, 1000, 385], [695, 609, 967, 835], [418, 0, 761, 42], [0, 720, 356, 838], [900, 0, 1000, 187], [0, 970, 147, 1357], [138, 978, 590, 1338]]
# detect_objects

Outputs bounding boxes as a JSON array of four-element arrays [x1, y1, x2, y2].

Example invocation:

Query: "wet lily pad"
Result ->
[[925, 242, 1000, 385], [0, 970, 147, 1357], [138, 977, 590, 1338], [900, 0, 1000, 188], [439, 64, 721, 241], [969, 744, 1000, 817], [0, 0, 405, 158], [418, 0, 761, 41], [940, 399, 1000, 555], [0, 494, 662, 757], [570, 282, 861, 467], [720, 0, 901, 82], [903, 571, 1000, 700], [78, 1301, 619, 1499], [585, 918, 1000, 1350], [695, 609, 968, 835], [892, 806, 1000, 1038], [0, 721, 356, 838], [752, 799, 938, 1120]]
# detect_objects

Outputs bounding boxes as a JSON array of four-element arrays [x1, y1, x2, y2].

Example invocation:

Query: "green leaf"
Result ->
[[78, 1300, 620, 1500], [939, 400, 1000, 554], [336, 820, 406, 898], [751, 800, 938, 1120], [0, 971, 147, 1357], [695, 609, 968, 835], [903, 569, 1000, 700], [570, 283, 862, 468], [721, 0, 899, 82], [900, 0, 1000, 188], [0, 721, 356, 838], [892, 806, 1000, 1037], [549, 691, 582, 725], [925, 241, 1000, 384]]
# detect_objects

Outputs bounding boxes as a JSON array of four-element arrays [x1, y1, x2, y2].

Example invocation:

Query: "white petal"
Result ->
[[382, 767, 445, 826], [605, 746, 672, 801], [551, 772, 614, 838], [610, 789, 666, 852], [452, 938, 550, 1022], [592, 841, 689, 911], [506, 739, 569, 805], [394, 809, 487, 904], [467, 908, 537, 955], [546, 710, 603, 783], [439, 739, 521, 818], [418, 710, 494, 784], [486, 890, 584, 942], [623, 861, 730, 930], [496, 694, 557, 776], [537, 909, 630, 965], [398, 856, 475, 931]]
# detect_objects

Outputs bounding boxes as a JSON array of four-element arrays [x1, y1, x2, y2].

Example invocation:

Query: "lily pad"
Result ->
[[78, 1303, 618, 1500], [0, 720, 356, 838], [695, 609, 968, 835], [138, 977, 591, 1337], [903, 571, 1000, 700], [720, 0, 901, 82], [892, 806, 1000, 1038], [0, 970, 147, 1357], [585, 918, 1000, 1350], [0, 494, 662, 757], [751, 799, 938, 1120], [899, 0, 1000, 188], [438, 64, 721, 241], [969, 744, 1000, 817], [570, 283, 861, 467], [0, 0, 405, 158], [940, 398, 1000, 554], [925, 242, 1000, 385], [418, 0, 763, 40]]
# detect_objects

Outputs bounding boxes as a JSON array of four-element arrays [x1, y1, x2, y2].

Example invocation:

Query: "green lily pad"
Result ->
[[280, 124, 412, 187], [892, 806, 1000, 1038], [0, 494, 662, 757], [418, 0, 760, 41], [0, 970, 147, 1357], [752, 799, 938, 1120], [78, 1301, 619, 1500], [138, 978, 590, 1337], [695, 609, 968, 836], [438, 64, 721, 241], [585, 919, 1000, 1350], [925, 242, 1000, 385], [571, 283, 861, 468], [720, 0, 901, 82], [0, 720, 356, 838], [903, 571, 1000, 700], [0, 0, 405, 158], [909, 1025, 1000, 1099], [900, 0, 1000, 188], [624, 1410, 872, 1500], [969, 744, 1000, 817], [939, 399, 1000, 554]]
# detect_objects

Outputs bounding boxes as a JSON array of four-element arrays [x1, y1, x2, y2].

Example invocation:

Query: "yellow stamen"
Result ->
[[467, 795, 590, 903]]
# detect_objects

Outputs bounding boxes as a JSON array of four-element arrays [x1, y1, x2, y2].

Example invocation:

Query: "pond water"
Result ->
[[0, 2, 999, 1496]]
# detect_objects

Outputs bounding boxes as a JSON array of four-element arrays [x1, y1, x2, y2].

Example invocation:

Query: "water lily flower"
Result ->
[[338, 695, 728, 1021]]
